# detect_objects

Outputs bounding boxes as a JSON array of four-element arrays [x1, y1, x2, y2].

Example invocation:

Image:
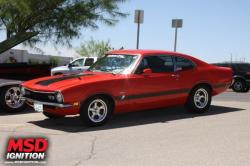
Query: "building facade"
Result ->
[[0, 49, 73, 66]]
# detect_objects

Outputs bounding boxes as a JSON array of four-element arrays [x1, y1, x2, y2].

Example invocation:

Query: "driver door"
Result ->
[[125, 55, 181, 111], [69, 58, 85, 73]]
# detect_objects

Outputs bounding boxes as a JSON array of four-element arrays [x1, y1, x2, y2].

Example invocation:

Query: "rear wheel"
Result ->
[[185, 86, 211, 113], [80, 96, 113, 127], [232, 79, 246, 92], [0, 86, 26, 112]]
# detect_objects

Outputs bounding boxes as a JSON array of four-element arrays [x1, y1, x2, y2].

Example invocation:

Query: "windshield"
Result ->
[[88, 54, 138, 74]]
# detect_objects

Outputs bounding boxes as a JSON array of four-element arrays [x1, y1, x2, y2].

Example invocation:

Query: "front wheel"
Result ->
[[185, 86, 211, 113], [0, 86, 26, 112], [80, 96, 113, 127]]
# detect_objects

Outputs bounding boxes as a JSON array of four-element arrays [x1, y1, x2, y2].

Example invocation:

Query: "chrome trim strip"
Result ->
[[23, 87, 56, 94], [23, 97, 72, 108]]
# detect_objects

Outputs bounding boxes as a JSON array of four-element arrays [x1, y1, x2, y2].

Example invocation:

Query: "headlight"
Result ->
[[48, 95, 55, 101], [56, 92, 64, 103], [20, 87, 25, 96]]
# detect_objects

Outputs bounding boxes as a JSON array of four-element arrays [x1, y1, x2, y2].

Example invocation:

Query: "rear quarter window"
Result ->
[[175, 57, 195, 70]]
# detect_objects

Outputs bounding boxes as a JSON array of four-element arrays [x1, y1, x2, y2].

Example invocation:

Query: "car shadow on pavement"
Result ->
[[0, 108, 35, 116], [28, 105, 245, 133]]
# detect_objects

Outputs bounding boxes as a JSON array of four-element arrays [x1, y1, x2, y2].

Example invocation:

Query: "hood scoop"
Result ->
[[36, 73, 94, 86]]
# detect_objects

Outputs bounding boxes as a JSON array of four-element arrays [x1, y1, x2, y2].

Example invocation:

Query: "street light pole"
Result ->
[[174, 27, 178, 52], [136, 16, 140, 49], [134, 10, 144, 49], [172, 19, 183, 52]]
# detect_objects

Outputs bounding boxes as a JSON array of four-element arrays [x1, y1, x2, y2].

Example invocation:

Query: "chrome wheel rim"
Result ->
[[88, 99, 107, 123], [234, 81, 242, 91], [194, 88, 208, 109], [5, 87, 25, 109]]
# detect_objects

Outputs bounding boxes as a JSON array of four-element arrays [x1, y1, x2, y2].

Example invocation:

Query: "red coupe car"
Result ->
[[21, 50, 232, 126]]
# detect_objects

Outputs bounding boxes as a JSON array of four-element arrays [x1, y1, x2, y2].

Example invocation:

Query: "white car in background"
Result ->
[[51, 57, 98, 76]]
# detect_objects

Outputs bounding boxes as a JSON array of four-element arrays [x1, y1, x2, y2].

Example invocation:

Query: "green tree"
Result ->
[[76, 38, 112, 57], [49, 56, 59, 67], [0, 0, 127, 53]]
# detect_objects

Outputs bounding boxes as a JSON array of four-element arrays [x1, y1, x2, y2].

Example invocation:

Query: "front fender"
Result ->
[[0, 79, 22, 88], [233, 75, 246, 80], [61, 80, 119, 104]]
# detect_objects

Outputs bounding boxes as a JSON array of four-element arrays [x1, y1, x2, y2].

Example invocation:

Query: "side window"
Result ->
[[135, 58, 148, 73], [234, 64, 250, 72], [175, 57, 194, 71], [71, 59, 84, 67], [135, 55, 174, 73], [85, 58, 95, 66]]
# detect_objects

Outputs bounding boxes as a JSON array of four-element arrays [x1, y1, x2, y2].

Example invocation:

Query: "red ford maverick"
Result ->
[[21, 50, 232, 126]]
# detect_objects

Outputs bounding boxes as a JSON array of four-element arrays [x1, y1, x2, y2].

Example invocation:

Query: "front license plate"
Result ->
[[34, 103, 43, 112]]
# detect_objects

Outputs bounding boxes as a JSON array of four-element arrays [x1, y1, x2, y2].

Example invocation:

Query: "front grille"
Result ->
[[24, 89, 56, 103]]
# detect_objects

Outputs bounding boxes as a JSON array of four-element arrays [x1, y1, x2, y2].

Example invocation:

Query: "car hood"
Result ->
[[51, 65, 69, 72], [21, 72, 118, 92]]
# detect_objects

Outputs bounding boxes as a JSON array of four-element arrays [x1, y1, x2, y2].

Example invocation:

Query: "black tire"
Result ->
[[0, 86, 26, 113], [43, 112, 64, 119], [185, 85, 211, 113], [232, 79, 246, 92], [80, 96, 113, 127]]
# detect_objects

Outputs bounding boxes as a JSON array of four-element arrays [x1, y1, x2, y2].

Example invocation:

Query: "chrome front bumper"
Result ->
[[23, 97, 72, 108]]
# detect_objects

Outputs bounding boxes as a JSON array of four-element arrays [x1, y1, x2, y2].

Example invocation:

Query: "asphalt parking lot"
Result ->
[[0, 91, 250, 166]]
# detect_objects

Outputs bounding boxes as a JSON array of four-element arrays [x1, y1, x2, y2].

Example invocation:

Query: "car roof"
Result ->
[[109, 49, 178, 55], [74, 57, 98, 60], [214, 62, 250, 65], [108, 49, 209, 66]]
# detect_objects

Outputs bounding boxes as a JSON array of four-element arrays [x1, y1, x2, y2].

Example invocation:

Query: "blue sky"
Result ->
[[1, 0, 250, 63]]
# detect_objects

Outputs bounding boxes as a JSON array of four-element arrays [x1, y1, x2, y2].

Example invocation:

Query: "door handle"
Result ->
[[171, 74, 180, 78], [143, 74, 151, 78]]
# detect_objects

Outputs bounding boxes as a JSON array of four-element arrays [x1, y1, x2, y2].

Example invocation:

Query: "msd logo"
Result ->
[[5, 137, 48, 164]]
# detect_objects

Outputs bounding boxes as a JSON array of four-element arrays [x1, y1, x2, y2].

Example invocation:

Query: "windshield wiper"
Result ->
[[88, 68, 119, 75]]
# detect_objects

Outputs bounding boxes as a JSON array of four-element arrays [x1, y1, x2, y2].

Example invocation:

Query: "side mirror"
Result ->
[[143, 68, 153, 74]]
